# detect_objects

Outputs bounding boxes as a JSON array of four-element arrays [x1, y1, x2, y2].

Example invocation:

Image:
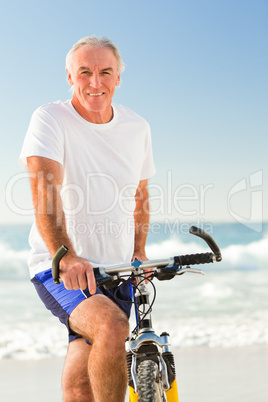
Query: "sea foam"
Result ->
[[0, 241, 29, 279]]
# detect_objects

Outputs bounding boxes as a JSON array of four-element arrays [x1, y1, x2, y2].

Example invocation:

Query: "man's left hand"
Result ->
[[132, 251, 152, 283]]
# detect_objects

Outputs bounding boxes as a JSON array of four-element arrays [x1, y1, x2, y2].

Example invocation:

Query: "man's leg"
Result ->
[[62, 338, 94, 401], [68, 294, 129, 402]]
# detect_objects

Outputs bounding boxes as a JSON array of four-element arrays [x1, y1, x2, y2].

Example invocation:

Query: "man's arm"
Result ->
[[132, 179, 150, 261], [27, 156, 96, 293]]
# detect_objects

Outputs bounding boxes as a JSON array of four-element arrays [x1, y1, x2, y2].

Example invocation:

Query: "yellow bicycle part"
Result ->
[[165, 379, 179, 401], [128, 378, 179, 401], [128, 386, 138, 401]]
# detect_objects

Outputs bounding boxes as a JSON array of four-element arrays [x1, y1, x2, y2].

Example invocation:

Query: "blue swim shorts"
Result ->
[[31, 269, 132, 343]]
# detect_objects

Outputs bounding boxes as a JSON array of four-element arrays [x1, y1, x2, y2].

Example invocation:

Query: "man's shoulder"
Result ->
[[114, 104, 150, 127], [29, 100, 74, 129], [34, 100, 70, 116]]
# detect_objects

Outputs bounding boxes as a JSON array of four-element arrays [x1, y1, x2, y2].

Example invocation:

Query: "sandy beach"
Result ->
[[1, 345, 267, 402]]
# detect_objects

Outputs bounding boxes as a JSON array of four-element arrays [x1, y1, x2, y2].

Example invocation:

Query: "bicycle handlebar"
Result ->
[[174, 252, 215, 266], [189, 226, 222, 261], [52, 226, 222, 286]]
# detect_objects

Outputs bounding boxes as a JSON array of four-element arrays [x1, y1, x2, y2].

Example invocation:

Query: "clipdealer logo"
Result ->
[[227, 170, 263, 232]]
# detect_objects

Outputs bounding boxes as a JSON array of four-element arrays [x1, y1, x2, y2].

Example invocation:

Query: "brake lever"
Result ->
[[176, 267, 204, 275]]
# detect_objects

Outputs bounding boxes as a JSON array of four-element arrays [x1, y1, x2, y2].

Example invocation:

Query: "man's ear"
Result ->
[[116, 74, 121, 87], [66, 69, 74, 86]]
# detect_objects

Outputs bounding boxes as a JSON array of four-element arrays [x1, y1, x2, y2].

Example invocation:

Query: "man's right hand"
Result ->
[[59, 254, 96, 294]]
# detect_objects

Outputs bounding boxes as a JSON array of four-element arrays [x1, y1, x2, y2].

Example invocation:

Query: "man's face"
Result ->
[[67, 46, 120, 123]]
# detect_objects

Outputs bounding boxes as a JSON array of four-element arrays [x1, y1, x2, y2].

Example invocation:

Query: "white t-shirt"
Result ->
[[20, 100, 155, 278]]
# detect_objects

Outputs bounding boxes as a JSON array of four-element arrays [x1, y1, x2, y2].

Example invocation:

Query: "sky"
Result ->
[[1, 0, 267, 229]]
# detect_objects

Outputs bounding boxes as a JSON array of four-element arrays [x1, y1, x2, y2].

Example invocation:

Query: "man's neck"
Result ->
[[71, 98, 113, 124]]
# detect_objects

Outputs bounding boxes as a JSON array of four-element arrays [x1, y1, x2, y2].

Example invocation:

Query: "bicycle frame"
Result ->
[[126, 271, 179, 401]]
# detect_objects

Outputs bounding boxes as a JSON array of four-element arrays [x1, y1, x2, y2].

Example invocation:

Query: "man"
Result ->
[[20, 36, 155, 401]]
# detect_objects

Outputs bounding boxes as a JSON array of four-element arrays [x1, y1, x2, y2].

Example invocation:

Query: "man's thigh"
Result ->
[[69, 294, 130, 343]]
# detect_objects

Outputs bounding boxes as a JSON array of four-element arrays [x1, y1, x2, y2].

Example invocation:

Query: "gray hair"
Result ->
[[65, 35, 125, 74]]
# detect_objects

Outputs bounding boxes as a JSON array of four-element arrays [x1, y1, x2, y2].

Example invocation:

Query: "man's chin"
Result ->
[[85, 101, 106, 113]]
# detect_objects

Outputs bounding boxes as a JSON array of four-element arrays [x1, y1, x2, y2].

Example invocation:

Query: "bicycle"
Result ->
[[52, 226, 222, 401]]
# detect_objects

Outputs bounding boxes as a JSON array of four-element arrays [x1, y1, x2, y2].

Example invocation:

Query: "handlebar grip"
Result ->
[[189, 226, 222, 261], [52, 245, 69, 284], [175, 252, 214, 266]]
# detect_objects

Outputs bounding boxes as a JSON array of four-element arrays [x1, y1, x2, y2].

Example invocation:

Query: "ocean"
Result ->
[[0, 221, 267, 359]]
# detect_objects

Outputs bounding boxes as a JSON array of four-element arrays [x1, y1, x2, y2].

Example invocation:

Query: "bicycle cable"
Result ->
[[113, 272, 157, 335]]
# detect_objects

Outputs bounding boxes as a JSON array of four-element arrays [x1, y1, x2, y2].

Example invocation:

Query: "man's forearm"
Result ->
[[133, 180, 150, 258], [35, 209, 75, 258], [134, 206, 149, 255]]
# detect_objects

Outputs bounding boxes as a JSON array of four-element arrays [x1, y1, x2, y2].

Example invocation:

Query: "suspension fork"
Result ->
[[126, 278, 179, 401], [127, 278, 171, 391]]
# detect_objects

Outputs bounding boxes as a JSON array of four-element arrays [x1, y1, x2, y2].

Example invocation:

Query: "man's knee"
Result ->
[[99, 310, 129, 344], [90, 304, 129, 358]]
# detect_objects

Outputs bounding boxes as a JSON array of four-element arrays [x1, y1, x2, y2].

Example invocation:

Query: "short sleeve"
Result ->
[[140, 123, 156, 180], [19, 105, 64, 170]]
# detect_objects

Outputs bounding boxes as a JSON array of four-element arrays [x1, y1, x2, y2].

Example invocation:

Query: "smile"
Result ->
[[87, 92, 104, 96]]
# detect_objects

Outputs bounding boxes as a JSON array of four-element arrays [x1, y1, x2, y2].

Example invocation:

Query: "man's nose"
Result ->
[[90, 72, 101, 88]]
